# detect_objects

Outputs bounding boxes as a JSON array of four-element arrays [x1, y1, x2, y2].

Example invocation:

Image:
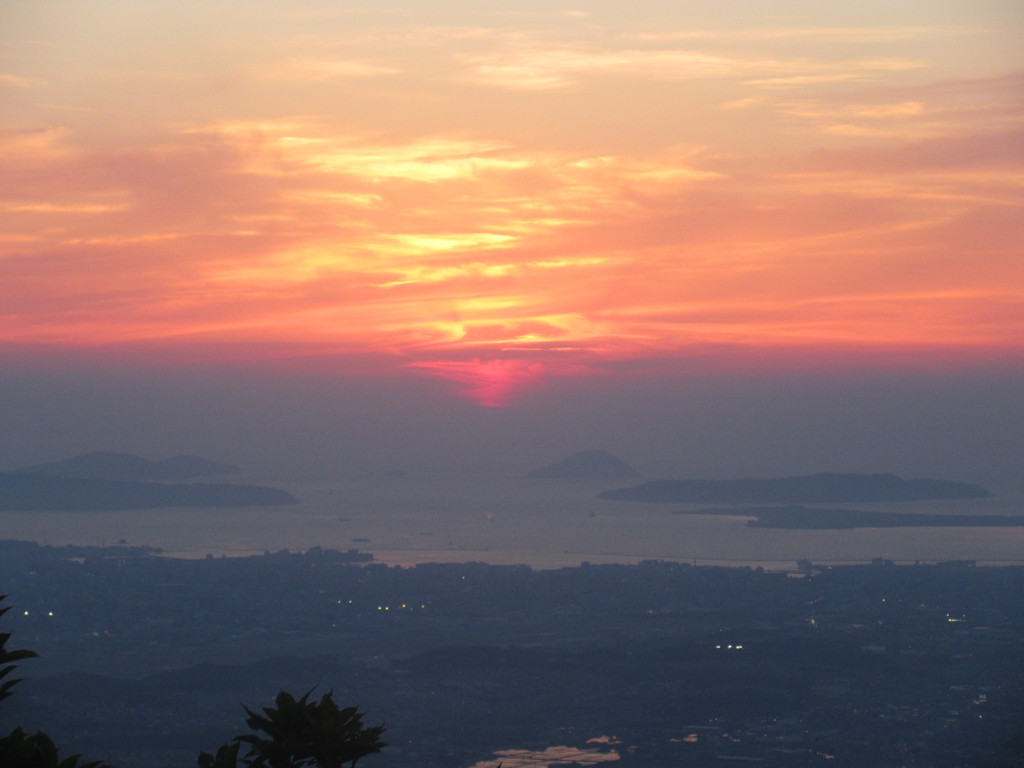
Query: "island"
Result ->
[[598, 472, 991, 504]]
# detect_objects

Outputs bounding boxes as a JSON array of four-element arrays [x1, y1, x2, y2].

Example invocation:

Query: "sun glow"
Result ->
[[406, 358, 556, 408]]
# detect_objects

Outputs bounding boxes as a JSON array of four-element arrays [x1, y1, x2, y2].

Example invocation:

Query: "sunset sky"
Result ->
[[3, 1, 1021, 400], [2, 2, 1023, 484]]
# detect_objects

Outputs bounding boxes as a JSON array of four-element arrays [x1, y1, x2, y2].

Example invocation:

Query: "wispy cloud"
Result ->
[[459, 47, 740, 90], [261, 57, 400, 82], [629, 26, 977, 44], [456, 38, 927, 91], [0, 73, 44, 88]]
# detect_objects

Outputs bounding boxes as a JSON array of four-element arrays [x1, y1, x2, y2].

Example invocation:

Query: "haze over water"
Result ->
[[3, 475, 1021, 570]]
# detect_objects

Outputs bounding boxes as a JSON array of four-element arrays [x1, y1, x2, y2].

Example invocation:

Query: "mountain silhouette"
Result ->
[[15, 451, 240, 482], [528, 450, 641, 480], [0, 473, 297, 511]]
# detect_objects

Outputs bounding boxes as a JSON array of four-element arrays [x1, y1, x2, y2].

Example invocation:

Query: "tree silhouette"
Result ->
[[198, 689, 387, 768], [0, 595, 111, 768], [0, 727, 111, 768]]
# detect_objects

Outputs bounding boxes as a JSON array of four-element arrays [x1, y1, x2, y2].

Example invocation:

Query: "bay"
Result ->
[[1, 474, 1021, 569]]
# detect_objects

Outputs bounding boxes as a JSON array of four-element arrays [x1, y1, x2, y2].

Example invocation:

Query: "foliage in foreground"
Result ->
[[0, 595, 38, 705], [199, 689, 387, 768], [0, 726, 110, 768], [1, 594, 112, 768]]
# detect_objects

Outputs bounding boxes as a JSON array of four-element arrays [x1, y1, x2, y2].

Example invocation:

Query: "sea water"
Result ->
[[1, 474, 1021, 570]]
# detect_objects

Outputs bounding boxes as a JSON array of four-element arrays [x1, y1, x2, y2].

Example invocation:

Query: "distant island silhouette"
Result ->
[[598, 473, 991, 504], [0, 473, 298, 511], [528, 450, 641, 480], [2, 452, 295, 510], [15, 451, 241, 482], [678, 505, 1022, 530]]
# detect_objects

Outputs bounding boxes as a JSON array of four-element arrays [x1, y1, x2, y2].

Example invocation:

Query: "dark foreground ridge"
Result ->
[[678, 505, 1024, 529], [0, 473, 298, 511], [14, 451, 241, 482], [528, 449, 641, 480], [599, 472, 991, 504]]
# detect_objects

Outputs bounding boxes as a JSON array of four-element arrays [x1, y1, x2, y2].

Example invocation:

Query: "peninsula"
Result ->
[[677, 505, 1024, 530], [598, 472, 990, 504]]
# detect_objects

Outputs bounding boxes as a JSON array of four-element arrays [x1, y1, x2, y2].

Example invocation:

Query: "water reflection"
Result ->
[[468, 741, 621, 768]]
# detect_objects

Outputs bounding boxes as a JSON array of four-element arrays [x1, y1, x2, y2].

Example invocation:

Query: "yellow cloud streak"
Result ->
[[2, 202, 129, 213]]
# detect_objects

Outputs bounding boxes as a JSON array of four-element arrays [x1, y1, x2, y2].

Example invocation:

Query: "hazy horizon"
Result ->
[[3, 356, 1023, 498], [3, 2, 1023, 506]]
